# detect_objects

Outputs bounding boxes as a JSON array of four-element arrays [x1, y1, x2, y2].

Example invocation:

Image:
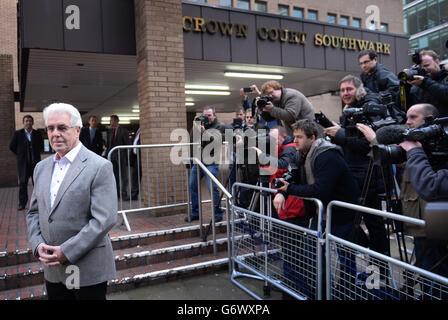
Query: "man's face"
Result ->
[[47, 112, 80, 157], [359, 54, 377, 74], [89, 116, 98, 128], [293, 129, 315, 154], [235, 110, 244, 120], [109, 117, 118, 128], [23, 117, 34, 131], [340, 81, 357, 106], [263, 86, 282, 102], [245, 110, 256, 126], [421, 54, 440, 76], [203, 108, 216, 124], [406, 105, 427, 129]]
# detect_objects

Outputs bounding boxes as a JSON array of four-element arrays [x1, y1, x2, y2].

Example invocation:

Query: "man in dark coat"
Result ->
[[106, 115, 130, 198], [9, 115, 44, 210], [79, 115, 104, 155], [359, 49, 400, 102]]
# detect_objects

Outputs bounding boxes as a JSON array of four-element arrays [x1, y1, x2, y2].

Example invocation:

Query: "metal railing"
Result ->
[[326, 200, 448, 300], [230, 182, 324, 300]]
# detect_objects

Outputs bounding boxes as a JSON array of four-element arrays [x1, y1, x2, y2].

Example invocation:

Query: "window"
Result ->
[[278, 5, 289, 16], [254, 1, 267, 12], [188, 0, 206, 3], [380, 23, 388, 32], [237, 0, 249, 10], [340, 16, 349, 26], [352, 18, 361, 28], [369, 20, 376, 30], [219, 0, 232, 7], [308, 10, 318, 21], [293, 7, 304, 19], [328, 13, 337, 24]]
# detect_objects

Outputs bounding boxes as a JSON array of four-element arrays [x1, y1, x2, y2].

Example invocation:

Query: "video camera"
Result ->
[[314, 112, 334, 128], [398, 49, 426, 82], [273, 162, 300, 188], [342, 92, 405, 138], [373, 117, 448, 168]]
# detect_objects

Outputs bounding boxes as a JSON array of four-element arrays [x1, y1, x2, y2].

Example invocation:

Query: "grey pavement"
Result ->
[[107, 269, 283, 300]]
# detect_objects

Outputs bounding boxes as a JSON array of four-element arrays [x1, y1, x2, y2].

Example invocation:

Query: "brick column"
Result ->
[[0, 55, 18, 187], [135, 0, 188, 216]]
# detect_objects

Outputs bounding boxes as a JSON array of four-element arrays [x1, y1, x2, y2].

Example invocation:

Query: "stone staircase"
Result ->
[[0, 217, 230, 300]]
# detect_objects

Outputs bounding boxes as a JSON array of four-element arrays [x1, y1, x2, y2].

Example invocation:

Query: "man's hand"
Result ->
[[250, 84, 261, 95], [273, 193, 286, 213], [251, 146, 263, 157], [407, 75, 424, 87], [37, 243, 67, 267], [356, 123, 376, 142], [399, 140, 422, 152], [263, 101, 274, 112], [324, 124, 341, 137]]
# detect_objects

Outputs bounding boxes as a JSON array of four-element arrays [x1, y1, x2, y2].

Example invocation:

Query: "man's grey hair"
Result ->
[[203, 106, 216, 115], [43, 103, 83, 128]]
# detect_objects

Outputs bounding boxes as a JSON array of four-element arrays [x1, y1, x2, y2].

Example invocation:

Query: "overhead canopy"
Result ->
[[18, 0, 409, 121]]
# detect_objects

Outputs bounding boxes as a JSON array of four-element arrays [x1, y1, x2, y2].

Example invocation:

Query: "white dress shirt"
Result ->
[[50, 142, 82, 208]]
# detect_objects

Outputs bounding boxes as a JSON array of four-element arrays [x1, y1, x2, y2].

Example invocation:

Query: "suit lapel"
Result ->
[[49, 146, 88, 216], [42, 157, 54, 216]]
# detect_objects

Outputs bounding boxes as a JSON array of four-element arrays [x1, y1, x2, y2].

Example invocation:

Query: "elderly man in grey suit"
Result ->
[[26, 103, 117, 300]]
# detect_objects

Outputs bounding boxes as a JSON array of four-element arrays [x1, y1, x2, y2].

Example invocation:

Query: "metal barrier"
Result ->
[[326, 200, 448, 300], [230, 182, 324, 300], [107, 143, 199, 231]]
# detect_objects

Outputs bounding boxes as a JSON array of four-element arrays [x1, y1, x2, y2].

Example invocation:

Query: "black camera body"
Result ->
[[398, 49, 426, 81], [251, 95, 276, 123], [196, 114, 209, 124], [256, 95, 273, 108], [374, 117, 448, 168], [273, 163, 300, 188]]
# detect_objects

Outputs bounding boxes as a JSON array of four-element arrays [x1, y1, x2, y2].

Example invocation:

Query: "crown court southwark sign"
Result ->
[[182, 16, 391, 55]]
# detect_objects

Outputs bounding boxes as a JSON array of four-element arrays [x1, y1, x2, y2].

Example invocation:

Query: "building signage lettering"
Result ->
[[182, 16, 391, 55]]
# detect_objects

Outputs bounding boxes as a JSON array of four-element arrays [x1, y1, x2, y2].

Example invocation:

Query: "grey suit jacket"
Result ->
[[26, 144, 117, 287]]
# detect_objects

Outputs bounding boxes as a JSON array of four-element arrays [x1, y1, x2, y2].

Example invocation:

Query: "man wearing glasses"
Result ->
[[26, 103, 117, 300], [359, 49, 400, 102]]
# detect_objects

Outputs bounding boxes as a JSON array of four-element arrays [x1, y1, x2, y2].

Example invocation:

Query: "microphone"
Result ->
[[376, 125, 407, 145]]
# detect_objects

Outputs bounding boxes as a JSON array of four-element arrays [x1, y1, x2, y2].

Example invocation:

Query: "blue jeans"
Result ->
[[189, 164, 223, 218]]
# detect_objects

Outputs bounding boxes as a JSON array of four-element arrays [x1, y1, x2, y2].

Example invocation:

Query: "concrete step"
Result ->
[[0, 221, 230, 299]]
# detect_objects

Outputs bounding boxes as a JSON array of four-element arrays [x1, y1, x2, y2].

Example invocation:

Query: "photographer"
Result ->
[[399, 134, 448, 282], [253, 81, 314, 136], [408, 50, 448, 117], [359, 50, 400, 102], [187, 107, 225, 223], [324, 75, 390, 256], [274, 119, 360, 294], [400, 140, 448, 202]]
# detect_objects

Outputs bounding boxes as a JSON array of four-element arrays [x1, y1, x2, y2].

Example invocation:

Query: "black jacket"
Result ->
[[9, 129, 44, 180], [79, 126, 104, 155], [409, 64, 448, 117], [361, 63, 400, 101], [406, 147, 448, 202], [286, 147, 360, 226]]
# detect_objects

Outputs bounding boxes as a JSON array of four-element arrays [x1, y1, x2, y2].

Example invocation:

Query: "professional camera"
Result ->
[[397, 48, 426, 81], [196, 114, 209, 124], [273, 162, 300, 188], [373, 117, 448, 168], [251, 95, 276, 123]]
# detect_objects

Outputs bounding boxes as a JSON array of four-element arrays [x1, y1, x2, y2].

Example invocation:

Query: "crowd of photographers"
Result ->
[[190, 48, 448, 288]]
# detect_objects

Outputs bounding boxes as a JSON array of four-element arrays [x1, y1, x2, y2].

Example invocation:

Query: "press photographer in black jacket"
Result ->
[[408, 50, 448, 117]]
